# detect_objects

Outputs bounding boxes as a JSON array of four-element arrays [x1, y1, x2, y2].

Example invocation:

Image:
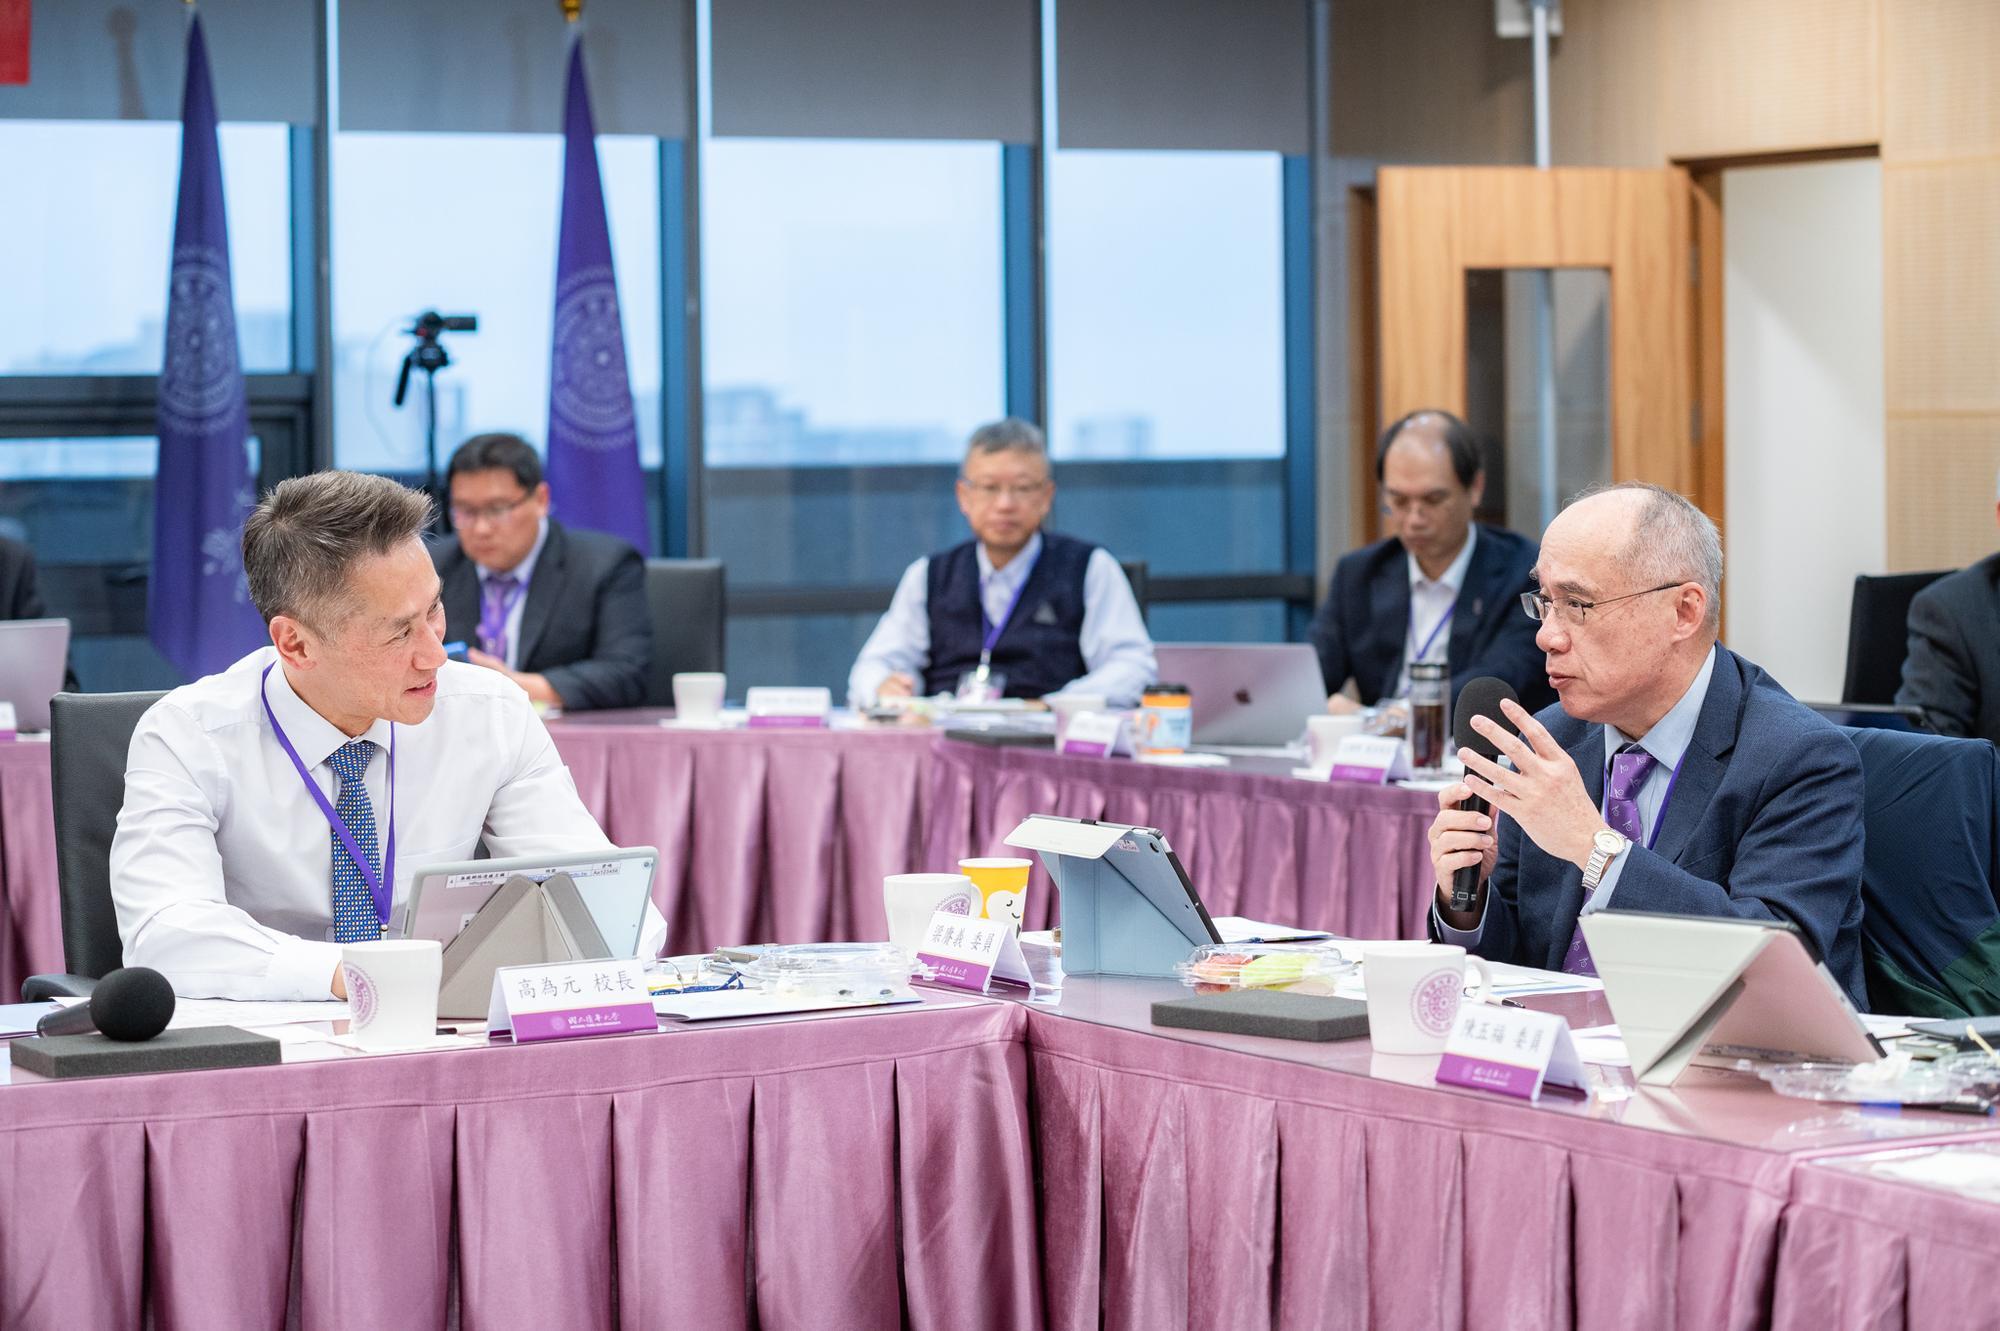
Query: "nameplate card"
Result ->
[[1059, 710, 1126, 758], [915, 909, 1034, 996], [745, 686, 832, 730], [0, 701, 14, 741], [1326, 734, 1411, 784], [1434, 1002, 1586, 1101], [486, 958, 657, 1042]]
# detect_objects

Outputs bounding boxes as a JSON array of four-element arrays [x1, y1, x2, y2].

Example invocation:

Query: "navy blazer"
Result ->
[[1309, 524, 1551, 713], [430, 519, 651, 712], [1460, 646, 1869, 1008]]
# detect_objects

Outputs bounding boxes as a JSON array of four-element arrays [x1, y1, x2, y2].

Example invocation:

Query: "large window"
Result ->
[[0, 121, 292, 375], [330, 132, 663, 475], [701, 138, 1007, 687]]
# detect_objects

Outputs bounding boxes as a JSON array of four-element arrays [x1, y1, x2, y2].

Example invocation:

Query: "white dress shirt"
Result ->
[[110, 647, 666, 999], [847, 532, 1157, 708], [1394, 526, 1477, 699], [474, 517, 549, 669], [1437, 644, 1718, 946]]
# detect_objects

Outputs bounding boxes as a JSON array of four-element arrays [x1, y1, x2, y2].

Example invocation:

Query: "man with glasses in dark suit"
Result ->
[[428, 433, 650, 711], [1424, 482, 1868, 1006]]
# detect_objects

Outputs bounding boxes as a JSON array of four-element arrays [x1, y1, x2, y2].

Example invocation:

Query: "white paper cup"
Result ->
[[1048, 694, 1108, 746], [882, 873, 981, 953], [1306, 713, 1364, 771], [673, 672, 727, 726], [1361, 941, 1492, 1055], [340, 939, 443, 1050]]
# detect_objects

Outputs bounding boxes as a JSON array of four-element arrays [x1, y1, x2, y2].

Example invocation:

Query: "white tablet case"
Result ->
[[1580, 910, 1880, 1084]]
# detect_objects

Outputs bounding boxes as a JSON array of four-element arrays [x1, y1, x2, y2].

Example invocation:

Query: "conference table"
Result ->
[[0, 713, 1440, 989], [5, 976, 1999, 1329]]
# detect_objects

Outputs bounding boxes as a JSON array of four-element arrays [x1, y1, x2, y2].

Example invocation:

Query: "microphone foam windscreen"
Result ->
[[1452, 676, 1521, 763], [89, 967, 176, 1042]]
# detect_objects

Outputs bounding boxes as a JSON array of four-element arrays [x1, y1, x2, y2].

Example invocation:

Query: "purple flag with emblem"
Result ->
[[545, 35, 650, 554], [151, 15, 264, 679]]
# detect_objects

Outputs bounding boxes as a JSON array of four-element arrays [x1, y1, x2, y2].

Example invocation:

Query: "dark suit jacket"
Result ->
[[1897, 554, 2000, 744], [430, 519, 650, 712], [1309, 524, 1552, 713], [1450, 646, 1869, 1008], [1, 535, 79, 692]]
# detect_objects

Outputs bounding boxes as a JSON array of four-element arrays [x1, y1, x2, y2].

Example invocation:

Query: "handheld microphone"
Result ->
[[1448, 677, 1521, 912], [34, 967, 176, 1042]]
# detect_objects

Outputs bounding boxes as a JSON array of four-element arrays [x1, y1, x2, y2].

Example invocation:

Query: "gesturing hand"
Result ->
[[1457, 698, 1609, 871]]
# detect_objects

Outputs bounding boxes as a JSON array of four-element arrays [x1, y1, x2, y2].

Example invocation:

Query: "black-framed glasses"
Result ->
[[1519, 582, 1684, 627], [448, 493, 534, 526]]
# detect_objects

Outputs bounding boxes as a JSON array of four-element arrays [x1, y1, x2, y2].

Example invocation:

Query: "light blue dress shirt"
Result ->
[[848, 531, 1157, 707], [474, 517, 549, 670], [1437, 644, 1718, 945]]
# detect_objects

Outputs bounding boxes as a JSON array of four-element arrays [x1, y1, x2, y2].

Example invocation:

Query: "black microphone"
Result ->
[[35, 967, 176, 1042], [1449, 677, 1521, 912]]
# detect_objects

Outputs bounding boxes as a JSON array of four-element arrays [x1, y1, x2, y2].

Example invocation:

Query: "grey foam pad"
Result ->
[[10, 1026, 282, 1080], [1151, 989, 1372, 1042]]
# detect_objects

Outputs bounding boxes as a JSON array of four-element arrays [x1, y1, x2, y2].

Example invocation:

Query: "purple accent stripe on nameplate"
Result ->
[[1327, 763, 1389, 784], [746, 714, 829, 729], [1436, 1052, 1542, 1100], [510, 1002, 658, 1043], [916, 952, 991, 993], [1060, 740, 1110, 757]]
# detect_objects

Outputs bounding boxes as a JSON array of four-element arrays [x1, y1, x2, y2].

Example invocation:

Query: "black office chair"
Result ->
[[1841, 570, 1951, 706], [21, 690, 165, 1001], [1119, 560, 1150, 622], [642, 558, 726, 707]]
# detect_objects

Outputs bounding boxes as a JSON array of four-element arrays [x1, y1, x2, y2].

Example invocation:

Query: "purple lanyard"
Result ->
[[1603, 743, 1686, 851], [260, 664, 396, 928], [478, 577, 527, 657], [1409, 600, 1455, 664], [978, 547, 1043, 665]]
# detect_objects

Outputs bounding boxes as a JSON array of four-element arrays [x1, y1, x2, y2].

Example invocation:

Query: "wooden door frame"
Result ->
[[1373, 166, 1706, 521]]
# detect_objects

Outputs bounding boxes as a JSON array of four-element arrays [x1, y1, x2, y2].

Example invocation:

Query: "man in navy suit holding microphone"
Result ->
[[1425, 482, 1869, 1006]]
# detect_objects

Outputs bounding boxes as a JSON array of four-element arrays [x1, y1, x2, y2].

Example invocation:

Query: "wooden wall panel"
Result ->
[[1883, 0, 2000, 161], [1885, 417, 2000, 571], [1883, 162, 2000, 416], [1660, 0, 1881, 161]]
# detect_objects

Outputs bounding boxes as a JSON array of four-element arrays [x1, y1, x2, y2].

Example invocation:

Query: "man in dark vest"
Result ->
[[849, 418, 1154, 707]]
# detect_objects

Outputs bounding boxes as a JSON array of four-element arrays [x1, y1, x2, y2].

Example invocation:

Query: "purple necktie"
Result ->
[[1561, 744, 1657, 975], [478, 574, 523, 660]]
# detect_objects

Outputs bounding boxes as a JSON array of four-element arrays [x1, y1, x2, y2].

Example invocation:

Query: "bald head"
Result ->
[[1545, 484, 1723, 636], [1376, 409, 1483, 575]]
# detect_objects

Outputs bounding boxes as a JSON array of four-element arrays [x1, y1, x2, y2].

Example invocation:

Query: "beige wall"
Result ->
[[1331, 0, 2000, 572]]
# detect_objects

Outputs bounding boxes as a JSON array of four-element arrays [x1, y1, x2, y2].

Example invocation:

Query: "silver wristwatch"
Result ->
[[1581, 827, 1630, 891]]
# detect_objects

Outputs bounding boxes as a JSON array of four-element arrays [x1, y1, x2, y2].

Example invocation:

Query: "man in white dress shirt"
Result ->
[[111, 470, 664, 1000], [848, 418, 1155, 708]]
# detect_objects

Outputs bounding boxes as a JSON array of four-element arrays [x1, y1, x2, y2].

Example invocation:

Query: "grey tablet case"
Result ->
[[435, 872, 612, 1019]]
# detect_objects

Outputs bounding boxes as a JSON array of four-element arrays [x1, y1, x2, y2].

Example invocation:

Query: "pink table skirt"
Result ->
[[924, 739, 1439, 938], [1023, 1004, 1800, 1331], [0, 999, 1040, 1331], [0, 743, 58, 1000]]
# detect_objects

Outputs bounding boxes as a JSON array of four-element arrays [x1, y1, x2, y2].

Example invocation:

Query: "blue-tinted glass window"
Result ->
[[330, 132, 663, 474], [0, 121, 292, 375], [1047, 150, 1285, 461]]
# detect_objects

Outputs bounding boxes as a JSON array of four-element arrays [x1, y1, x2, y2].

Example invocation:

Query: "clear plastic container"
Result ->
[[1174, 943, 1354, 995], [737, 942, 921, 1001], [1757, 1056, 1971, 1104]]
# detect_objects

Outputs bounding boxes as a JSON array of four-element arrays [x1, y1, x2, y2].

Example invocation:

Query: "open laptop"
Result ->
[[406, 847, 659, 958], [0, 619, 71, 731], [1153, 643, 1328, 747]]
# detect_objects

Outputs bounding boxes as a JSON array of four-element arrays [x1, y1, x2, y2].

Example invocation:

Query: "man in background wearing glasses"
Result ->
[[848, 417, 1154, 707], [429, 432, 651, 711], [1309, 410, 1550, 717], [1424, 482, 1868, 1006]]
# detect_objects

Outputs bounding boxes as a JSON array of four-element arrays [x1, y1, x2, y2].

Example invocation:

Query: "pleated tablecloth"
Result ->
[[0, 997, 1039, 1331], [0, 742, 58, 1000]]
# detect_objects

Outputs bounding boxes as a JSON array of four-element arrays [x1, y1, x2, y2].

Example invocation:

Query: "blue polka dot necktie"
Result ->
[[1561, 744, 1657, 976], [326, 739, 384, 944]]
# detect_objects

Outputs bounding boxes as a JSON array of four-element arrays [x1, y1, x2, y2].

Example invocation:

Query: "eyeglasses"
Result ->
[[449, 494, 533, 526], [959, 479, 1049, 503], [1519, 582, 1684, 627]]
